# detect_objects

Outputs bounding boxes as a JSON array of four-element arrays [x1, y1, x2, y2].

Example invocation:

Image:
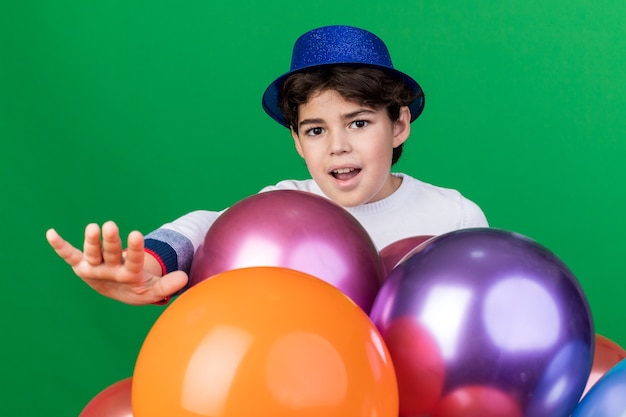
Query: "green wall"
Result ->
[[2, 1, 625, 415]]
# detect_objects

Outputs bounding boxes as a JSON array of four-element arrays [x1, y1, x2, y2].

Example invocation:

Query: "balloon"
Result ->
[[381, 315, 445, 416], [133, 266, 398, 417], [189, 190, 384, 312], [526, 339, 593, 416], [80, 377, 133, 417], [582, 334, 626, 397], [370, 228, 594, 417], [379, 235, 433, 276], [573, 359, 626, 417], [432, 385, 522, 417]]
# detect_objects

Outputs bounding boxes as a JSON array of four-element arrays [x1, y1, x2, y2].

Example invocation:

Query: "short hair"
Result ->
[[278, 66, 419, 164]]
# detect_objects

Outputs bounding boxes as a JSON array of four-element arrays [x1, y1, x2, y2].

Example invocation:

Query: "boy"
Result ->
[[46, 25, 488, 305]]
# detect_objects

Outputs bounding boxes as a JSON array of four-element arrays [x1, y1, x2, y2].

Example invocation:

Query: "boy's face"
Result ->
[[291, 89, 410, 207]]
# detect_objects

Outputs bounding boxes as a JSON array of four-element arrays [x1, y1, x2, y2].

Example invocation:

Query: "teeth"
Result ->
[[333, 168, 355, 174]]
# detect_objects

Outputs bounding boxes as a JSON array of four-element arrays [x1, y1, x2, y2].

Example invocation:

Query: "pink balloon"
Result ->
[[189, 190, 384, 312], [381, 316, 445, 416], [79, 377, 132, 417], [380, 235, 433, 276], [432, 385, 523, 417]]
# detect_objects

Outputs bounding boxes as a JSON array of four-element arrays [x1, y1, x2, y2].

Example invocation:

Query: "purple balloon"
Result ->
[[189, 190, 384, 312], [370, 228, 594, 417]]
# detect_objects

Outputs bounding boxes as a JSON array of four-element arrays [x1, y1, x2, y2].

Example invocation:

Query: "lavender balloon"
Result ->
[[190, 190, 384, 312], [370, 228, 594, 417]]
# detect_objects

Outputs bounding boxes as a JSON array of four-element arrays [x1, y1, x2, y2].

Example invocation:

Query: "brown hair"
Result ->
[[279, 66, 419, 164]]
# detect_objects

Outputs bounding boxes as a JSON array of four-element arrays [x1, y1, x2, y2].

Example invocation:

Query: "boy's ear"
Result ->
[[291, 127, 305, 158], [392, 106, 411, 147]]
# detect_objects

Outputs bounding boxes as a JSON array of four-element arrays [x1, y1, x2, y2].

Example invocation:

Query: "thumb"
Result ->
[[152, 270, 189, 302]]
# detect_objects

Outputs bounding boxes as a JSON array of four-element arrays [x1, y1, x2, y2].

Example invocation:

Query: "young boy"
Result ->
[[46, 25, 488, 305]]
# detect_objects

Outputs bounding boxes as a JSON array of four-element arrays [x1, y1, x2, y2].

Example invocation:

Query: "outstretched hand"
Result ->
[[46, 221, 188, 305]]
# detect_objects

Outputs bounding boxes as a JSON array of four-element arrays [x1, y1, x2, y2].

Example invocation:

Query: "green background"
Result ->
[[1, 0, 625, 415]]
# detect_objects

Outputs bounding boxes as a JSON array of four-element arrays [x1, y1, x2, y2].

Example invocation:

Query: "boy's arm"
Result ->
[[46, 221, 187, 305]]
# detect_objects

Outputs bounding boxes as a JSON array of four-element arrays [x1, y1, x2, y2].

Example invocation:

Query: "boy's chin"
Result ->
[[323, 191, 370, 208]]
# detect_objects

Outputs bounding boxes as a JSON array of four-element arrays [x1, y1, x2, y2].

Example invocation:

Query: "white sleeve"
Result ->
[[143, 210, 223, 274], [158, 210, 222, 252], [460, 198, 489, 228]]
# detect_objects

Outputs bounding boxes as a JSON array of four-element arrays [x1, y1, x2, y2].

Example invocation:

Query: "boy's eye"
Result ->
[[306, 127, 324, 136], [350, 120, 369, 129]]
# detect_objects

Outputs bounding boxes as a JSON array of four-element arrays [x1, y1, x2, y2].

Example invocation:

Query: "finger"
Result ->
[[83, 223, 103, 266], [124, 230, 145, 274], [46, 228, 86, 267], [101, 221, 123, 265], [152, 271, 188, 301]]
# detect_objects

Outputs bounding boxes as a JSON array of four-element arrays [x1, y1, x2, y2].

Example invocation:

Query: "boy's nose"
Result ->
[[329, 131, 352, 155]]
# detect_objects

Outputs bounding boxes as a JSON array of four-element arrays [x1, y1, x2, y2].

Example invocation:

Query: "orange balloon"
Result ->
[[581, 334, 626, 397], [432, 385, 522, 417], [132, 267, 398, 417]]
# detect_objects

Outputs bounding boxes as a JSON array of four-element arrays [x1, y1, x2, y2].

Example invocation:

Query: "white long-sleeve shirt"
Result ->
[[144, 173, 488, 275]]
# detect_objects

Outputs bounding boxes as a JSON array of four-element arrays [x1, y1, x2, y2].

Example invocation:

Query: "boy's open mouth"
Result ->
[[331, 167, 361, 181]]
